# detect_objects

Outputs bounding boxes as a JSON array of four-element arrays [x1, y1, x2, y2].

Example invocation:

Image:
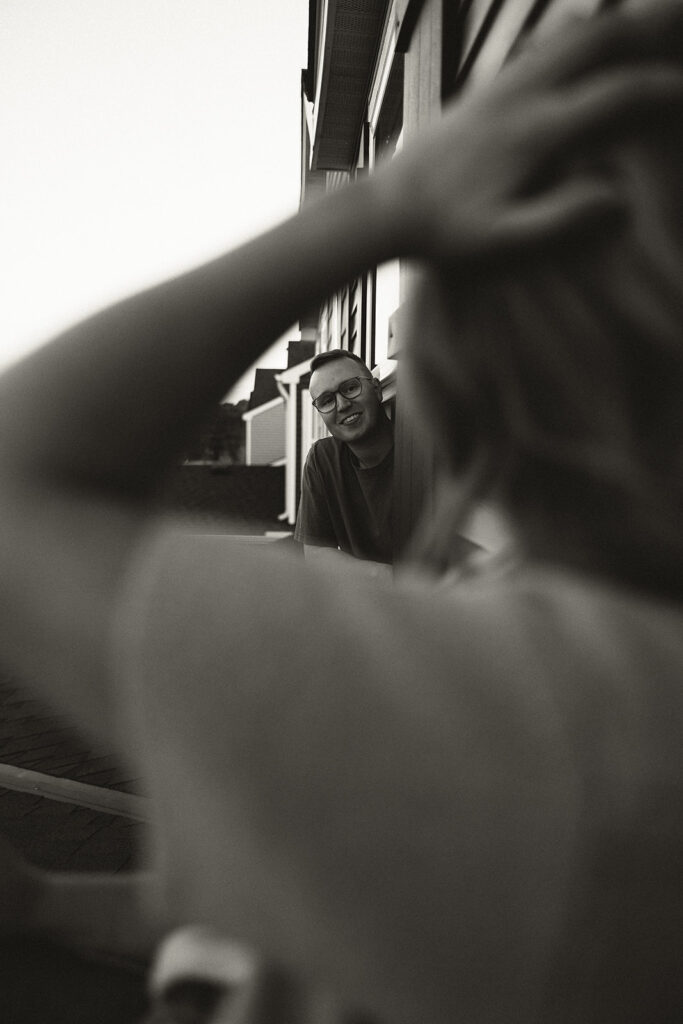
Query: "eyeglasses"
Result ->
[[310, 376, 373, 414]]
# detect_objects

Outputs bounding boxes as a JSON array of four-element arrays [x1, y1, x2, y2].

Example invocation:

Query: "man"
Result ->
[[294, 349, 395, 573]]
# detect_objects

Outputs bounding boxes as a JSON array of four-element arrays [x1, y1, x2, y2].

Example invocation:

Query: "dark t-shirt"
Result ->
[[294, 436, 394, 564]]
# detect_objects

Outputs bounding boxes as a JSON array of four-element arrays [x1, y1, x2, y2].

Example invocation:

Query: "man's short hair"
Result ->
[[310, 349, 371, 375]]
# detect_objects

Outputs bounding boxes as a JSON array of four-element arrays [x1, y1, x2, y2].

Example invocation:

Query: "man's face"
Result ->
[[310, 357, 384, 443]]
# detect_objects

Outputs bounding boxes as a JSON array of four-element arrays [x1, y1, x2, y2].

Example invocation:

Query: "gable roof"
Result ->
[[248, 368, 285, 410]]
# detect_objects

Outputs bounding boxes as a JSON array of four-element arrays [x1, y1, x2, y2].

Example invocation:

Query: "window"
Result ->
[[375, 53, 404, 161]]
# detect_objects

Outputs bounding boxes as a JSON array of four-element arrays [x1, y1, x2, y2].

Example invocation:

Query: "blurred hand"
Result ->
[[380, 0, 683, 265]]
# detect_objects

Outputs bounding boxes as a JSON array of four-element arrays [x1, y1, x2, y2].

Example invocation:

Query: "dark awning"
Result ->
[[306, 0, 390, 171]]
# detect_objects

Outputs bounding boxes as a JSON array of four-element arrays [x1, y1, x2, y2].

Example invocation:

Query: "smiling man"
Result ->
[[294, 349, 394, 573]]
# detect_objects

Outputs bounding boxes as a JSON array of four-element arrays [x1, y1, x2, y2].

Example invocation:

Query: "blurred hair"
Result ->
[[310, 349, 371, 375], [406, 134, 683, 596]]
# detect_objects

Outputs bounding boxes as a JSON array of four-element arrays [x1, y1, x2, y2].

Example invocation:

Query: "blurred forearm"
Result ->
[[0, 176, 400, 502]]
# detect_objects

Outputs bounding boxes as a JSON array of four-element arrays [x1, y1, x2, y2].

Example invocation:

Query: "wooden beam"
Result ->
[[0, 762, 148, 821]]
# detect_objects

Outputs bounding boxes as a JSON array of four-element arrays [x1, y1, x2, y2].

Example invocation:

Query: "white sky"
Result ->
[[0, 0, 309, 401]]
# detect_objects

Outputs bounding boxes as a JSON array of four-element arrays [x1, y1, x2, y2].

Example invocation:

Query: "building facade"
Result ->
[[243, 369, 286, 467], [296, 0, 610, 552]]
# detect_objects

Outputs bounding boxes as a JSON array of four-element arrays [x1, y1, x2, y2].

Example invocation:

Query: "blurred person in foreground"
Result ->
[[295, 350, 395, 577], [1, 3, 683, 1022]]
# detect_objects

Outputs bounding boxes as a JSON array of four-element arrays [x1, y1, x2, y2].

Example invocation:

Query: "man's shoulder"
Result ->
[[306, 436, 346, 470], [310, 435, 344, 454]]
